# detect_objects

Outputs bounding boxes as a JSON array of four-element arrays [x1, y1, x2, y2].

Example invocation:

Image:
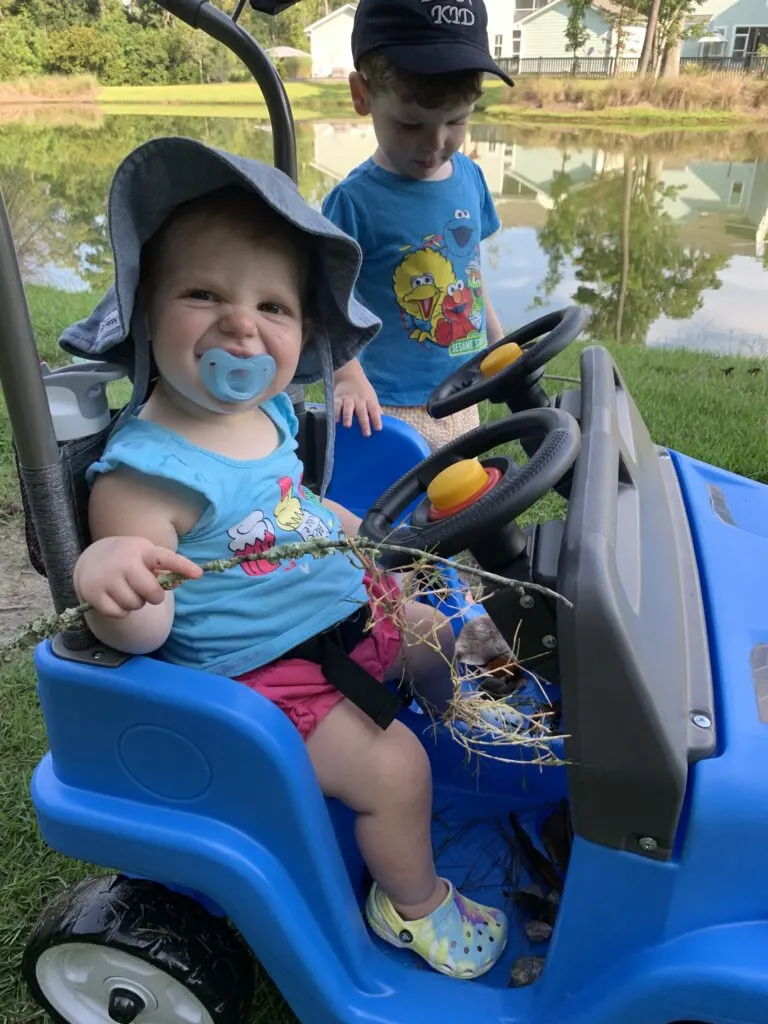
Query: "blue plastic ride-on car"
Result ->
[[0, 4, 766, 1024]]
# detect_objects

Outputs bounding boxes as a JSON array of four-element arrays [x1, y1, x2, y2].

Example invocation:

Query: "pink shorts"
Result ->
[[235, 572, 402, 740]]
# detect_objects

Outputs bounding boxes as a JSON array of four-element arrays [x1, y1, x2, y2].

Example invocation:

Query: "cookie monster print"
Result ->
[[443, 209, 478, 259]]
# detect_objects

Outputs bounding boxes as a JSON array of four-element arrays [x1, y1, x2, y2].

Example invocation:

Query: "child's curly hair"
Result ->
[[358, 51, 484, 109]]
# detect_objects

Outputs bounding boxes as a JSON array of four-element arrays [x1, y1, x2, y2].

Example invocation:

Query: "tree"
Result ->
[[243, 0, 346, 50], [627, 0, 709, 75], [124, 0, 174, 29], [599, 0, 645, 74], [42, 24, 123, 80], [8, 0, 94, 31], [564, 0, 591, 73], [0, 12, 44, 78], [656, 2, 709, 76], [659, 12, 685, 76], [0, 0, 349, 83], [637, 0, 661, 73]]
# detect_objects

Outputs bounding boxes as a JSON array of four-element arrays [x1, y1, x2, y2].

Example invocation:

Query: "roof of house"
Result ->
[[267, 46, 311, 58], [305, 3, 358, 34], [517, 0, 645, 27]]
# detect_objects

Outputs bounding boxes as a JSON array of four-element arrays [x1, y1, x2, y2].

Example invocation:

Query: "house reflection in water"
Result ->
[[310, 120, 768, 261], [310, 119, 768, 353]]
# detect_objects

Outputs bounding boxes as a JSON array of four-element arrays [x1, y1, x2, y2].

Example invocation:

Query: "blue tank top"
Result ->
[[87, 393, 368, 677]]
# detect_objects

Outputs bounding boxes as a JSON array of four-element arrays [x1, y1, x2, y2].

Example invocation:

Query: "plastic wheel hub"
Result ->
[[109, 987, 146, 1023], [34, 943, 215, 1024]]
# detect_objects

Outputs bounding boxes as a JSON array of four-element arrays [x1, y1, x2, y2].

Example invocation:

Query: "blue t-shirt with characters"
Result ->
[[86, 393, 368, 678], [322, 152, 500, 406]]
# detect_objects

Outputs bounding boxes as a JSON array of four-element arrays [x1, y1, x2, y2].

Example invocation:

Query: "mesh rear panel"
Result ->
[[17, 420, 114, 579]]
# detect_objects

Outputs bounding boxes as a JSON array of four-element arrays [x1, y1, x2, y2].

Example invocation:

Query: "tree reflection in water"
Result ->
[[533, 150, 729, 345]]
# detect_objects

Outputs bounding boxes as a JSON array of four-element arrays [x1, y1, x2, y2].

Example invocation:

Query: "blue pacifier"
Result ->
[[199, 349, 276, 404]]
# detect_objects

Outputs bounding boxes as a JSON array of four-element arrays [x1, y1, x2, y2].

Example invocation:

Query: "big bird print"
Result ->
[[274, 477, 329, 541], [227, 478, 332, 579], [393, 246, 455, 345]]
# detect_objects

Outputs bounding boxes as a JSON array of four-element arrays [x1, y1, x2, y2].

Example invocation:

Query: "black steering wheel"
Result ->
[[360, 407, 581, 565], [427, 307, 590, 419]]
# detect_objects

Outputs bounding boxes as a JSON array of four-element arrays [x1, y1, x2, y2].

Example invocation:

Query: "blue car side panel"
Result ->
[[33, 647, 376, 990], [667, 453, 768, 923], [541, 921, 768, 1024]]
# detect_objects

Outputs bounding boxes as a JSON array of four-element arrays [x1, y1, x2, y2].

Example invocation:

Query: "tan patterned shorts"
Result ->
[[380, 403, 480, 451]]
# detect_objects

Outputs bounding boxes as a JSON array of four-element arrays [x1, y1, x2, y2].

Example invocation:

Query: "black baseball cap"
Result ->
[[352, 0, 515, 88]]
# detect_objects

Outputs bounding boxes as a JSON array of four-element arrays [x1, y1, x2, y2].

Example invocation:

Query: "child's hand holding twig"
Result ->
[[73, 536, 203, 619]]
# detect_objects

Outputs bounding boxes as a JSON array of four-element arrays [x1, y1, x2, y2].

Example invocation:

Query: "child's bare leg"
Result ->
[[306, 699, 445, 919], [386, 600, 455, 715]]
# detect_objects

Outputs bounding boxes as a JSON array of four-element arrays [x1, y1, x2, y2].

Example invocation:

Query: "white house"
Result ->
[[305, 0, 647, 80], [305, 3, 358, 79], [681, 0, 768, 59], [485, 0, 521, 62], [305, 1, 522, 79], [514, 0, 645, 62]]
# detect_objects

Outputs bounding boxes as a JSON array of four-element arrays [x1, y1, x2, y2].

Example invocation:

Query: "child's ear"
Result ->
[[349, 71, 371, 116]]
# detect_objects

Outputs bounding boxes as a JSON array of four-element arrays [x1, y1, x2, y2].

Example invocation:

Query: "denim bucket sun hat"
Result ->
[[58, 135, 382, 494]]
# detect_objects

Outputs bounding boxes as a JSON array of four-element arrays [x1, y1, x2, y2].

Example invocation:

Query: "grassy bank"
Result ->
[[487, 74, 768, 125], [1, 285, 767, 1021], [487, 104, 763, 126], [5, 73, 766, 124], [0, 73, 99, 103], [98, 77, 768, 125]]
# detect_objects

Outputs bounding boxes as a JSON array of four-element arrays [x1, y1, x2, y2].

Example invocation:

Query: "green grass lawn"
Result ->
[[97, 79, 504, 107], [1, 286, 767, 1022], [92, 79, 766, 127], [6, 75, 763, 127], [97, 80, 357, 121], [484, 102, 763, 127], [96, 79, 505, 122]]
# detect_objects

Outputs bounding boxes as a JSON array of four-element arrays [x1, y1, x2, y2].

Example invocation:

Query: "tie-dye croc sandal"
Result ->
[[365, 879, 508, 979]]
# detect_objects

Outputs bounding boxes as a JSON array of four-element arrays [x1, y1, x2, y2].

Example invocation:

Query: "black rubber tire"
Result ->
[[22, 874, 256, 1024]]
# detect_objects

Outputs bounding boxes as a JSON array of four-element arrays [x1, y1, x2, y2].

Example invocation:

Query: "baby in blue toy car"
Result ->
[[70, 137, 508, 980]]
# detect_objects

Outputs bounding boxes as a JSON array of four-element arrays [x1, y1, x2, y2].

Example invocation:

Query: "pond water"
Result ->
[[2, 110, 767, 356]]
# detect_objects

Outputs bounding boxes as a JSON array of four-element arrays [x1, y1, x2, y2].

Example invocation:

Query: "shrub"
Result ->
[[275, 55, 312, 80], [0, 73, 99, 102], [0, 14, 45, 80], [498, 74, 768, 112], [42, 25, 123, 82]]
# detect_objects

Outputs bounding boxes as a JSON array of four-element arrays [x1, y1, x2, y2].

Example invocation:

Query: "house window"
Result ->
[[514, 0, 547, 21], [699, 28, 726, 59], [700, 40, 726, 58], [494, 33, 503, 58], [731, 27, 768, 58], [512, 29, 522, 57], [733, 27, 749, 58], [729, 181, 744, 206]]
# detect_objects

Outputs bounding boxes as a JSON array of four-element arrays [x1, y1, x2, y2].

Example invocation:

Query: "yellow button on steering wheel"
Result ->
[[479, 342, 525, 380], [427, 458, 490, 512]]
